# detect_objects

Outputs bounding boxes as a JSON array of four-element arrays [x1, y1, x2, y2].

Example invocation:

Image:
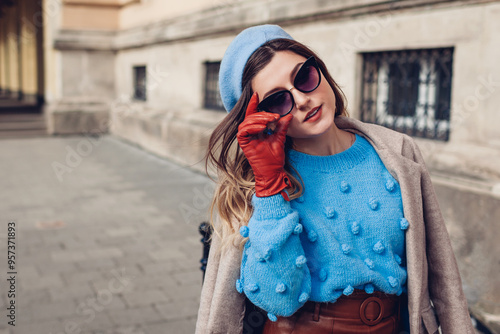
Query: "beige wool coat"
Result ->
[[196, 116, 474, 334]]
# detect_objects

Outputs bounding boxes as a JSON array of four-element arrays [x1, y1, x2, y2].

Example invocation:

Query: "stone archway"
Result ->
[[0, 0, 45, 114]]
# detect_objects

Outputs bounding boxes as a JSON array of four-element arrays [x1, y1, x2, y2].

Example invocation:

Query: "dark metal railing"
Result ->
[[199, 221, 212, 282]]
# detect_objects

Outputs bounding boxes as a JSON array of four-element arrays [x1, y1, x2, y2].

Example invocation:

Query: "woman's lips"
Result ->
[[304, 106, 322, 122]]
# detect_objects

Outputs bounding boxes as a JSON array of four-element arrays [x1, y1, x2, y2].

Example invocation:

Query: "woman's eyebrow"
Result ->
[[262, 61, 305, 99], [290, 61, 304, 83]]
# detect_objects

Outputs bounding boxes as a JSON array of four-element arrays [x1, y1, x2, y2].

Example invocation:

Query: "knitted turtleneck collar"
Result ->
[[287, 134, 372, 173]]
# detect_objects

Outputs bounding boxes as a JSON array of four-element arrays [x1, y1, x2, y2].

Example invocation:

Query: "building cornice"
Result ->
[[63, 0, 141, 8], [54, 0, 499, 51], [54, 30, 117, 51]]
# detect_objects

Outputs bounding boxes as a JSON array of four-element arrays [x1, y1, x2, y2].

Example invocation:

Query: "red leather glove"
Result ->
[[237, 92, 293, 201]]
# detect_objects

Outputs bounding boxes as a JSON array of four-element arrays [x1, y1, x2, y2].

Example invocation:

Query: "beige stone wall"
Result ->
[[61, 50, 115, 98], [43, 0, 63, 103], [62, 4, 120, 31], [113, 2, 500, 169], [58, 0, 222, 31], [118, 0, 221, 29], [114, 36, 230, 112], [60, 0, 128, 30]]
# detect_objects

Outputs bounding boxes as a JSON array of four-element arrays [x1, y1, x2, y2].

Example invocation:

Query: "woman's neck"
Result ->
[[291, 124, 354, 156]]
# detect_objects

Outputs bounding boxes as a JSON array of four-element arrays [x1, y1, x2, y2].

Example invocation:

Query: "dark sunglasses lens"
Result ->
[[295, 58, 320, 92], [260, 91, 293, 116]]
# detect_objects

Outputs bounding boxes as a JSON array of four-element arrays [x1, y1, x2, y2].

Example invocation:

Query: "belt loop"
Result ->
[[313, 302, 320, 322]]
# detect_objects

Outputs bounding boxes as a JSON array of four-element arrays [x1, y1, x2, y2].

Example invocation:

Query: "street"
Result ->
[[0, 134, 211, 334]]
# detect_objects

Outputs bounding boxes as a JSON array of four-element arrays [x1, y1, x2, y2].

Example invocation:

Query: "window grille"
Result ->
[[133, 66, 147, 101], [203, 61, 225, 111], [360, 48, 453, 141]]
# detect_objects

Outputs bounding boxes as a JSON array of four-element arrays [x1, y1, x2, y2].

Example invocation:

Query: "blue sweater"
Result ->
[[236, 134, 408, 321]]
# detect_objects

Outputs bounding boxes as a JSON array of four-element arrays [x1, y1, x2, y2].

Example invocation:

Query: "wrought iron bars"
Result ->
[[199, 221, 212, 283], [360, 48, 453, 141], [203, 61, 225, 111]]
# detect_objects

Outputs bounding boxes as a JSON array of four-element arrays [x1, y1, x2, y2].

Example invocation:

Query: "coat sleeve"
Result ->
[[403, 136, 474, 334], [195, 216, 246, 334], [237, 193, 311, 321]]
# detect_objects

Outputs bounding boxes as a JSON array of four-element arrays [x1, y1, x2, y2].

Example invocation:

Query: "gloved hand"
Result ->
[[237, 92, 293, 201]]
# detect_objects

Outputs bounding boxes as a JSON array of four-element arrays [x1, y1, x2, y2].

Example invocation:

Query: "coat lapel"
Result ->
[[377, 147, 426, 332]]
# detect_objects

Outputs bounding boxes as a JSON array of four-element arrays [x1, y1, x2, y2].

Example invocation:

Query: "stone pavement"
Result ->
[[0, 134, 213, 334]]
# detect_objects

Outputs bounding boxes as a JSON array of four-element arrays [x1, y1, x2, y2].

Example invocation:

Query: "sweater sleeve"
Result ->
[[237, 193, 311, 321]]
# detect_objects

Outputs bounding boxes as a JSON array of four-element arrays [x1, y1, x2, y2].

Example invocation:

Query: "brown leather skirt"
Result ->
[[262, 289, 402, 334]]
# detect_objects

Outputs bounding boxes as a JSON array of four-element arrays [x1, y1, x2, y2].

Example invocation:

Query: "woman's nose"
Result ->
[[291, 88, 311, 111]]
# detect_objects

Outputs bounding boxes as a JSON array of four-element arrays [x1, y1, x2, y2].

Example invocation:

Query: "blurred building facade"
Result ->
[[1, 0, 499, 331]]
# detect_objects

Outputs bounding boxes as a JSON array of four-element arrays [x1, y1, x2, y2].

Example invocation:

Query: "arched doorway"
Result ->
[[0, 0, 46, 137]]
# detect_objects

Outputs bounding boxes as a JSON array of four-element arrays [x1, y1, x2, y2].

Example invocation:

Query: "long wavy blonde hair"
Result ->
[[205, 38, 348, 256]]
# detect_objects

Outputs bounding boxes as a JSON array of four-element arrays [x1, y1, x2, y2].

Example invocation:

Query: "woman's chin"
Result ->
[[288, 118, 335, 139]]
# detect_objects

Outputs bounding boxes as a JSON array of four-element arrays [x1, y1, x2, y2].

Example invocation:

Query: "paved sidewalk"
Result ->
[[0, 134, 213, 334]]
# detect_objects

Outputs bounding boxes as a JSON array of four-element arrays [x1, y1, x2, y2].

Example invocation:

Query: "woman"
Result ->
[[196, 24, 473, 334]]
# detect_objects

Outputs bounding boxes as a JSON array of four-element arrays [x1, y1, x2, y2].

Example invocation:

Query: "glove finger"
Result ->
[[244, 92, 260, 118], [274, 114, 293, 139], [271, 116, 292, 146], [246, 112, 280, 125], [239, 113, 280, 132], [237, 122, 270, 138], [278, 114, 293, 131]]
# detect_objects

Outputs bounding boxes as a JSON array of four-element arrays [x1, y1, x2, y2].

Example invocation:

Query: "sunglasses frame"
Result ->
[[256, 56, 322, 117]]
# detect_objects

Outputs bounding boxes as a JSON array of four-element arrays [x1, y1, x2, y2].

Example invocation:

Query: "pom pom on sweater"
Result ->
[[340, 181, 351, 193], [239, 226, 249, 238], [400, 218, 409, 230]]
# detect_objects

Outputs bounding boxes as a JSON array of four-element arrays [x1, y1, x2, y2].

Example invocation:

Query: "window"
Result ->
[[203, 61, 225, 111], [360, 48, 453, 141], [133, 66, 146, 101]]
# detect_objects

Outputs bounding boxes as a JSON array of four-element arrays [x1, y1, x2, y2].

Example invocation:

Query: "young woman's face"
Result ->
[[250, 51, 336, 140]]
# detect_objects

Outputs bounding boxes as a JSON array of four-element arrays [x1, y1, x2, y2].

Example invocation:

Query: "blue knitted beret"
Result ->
[[219, 24, 294, 113]]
